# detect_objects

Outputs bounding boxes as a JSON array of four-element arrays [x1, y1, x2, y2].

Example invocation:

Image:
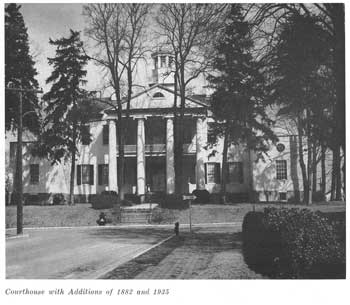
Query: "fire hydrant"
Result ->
[[174, 222, 179, 236], [97, 212, 107, 226]]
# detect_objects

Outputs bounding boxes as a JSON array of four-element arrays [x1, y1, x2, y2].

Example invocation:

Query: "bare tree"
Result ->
[[156, 3, 227, 193], [83, 4, 150, 206]]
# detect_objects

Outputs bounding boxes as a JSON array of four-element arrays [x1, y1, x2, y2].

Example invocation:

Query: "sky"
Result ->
[[20, 3, 106, 94]]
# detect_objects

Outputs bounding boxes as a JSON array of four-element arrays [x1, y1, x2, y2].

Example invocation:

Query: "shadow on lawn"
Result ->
[[87, 227, 173, 243]]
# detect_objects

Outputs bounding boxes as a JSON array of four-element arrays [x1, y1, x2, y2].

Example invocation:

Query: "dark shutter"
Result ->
[[89, 165, 94, 185], [98, 165, 102, 185], [103, 124, 109, 145], [216, 163, 221, 183], [205, 163, 207, 184], [77, 165, 81, 185]]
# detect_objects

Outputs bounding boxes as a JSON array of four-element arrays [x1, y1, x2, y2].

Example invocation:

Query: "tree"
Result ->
[[5, 3, 40, 132], [250, 3, 345, 201], [208, 4, 277, 203], [267, 13, 334, 204], [83, 4, 150, 202], [39, 30, 91, 205], [156, 3, 226, 193]]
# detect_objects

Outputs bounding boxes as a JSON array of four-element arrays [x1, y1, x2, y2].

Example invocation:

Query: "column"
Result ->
[[137, 118, 146, 196], [166, 117, 175, 194], [196, 117, 207, 189], [108, 120, 118, 192]]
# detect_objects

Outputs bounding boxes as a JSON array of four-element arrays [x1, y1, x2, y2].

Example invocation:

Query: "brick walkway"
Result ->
[[130, 226, 265, 279]]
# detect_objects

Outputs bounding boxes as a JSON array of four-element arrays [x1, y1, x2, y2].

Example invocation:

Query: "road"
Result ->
[[6, 226, 172, 279]]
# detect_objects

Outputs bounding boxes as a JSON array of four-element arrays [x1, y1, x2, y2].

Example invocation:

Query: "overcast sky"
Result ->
[[20, 3, 114, 95]]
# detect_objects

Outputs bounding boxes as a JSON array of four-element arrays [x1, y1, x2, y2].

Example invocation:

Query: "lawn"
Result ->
[[5, 201, 345, 229]]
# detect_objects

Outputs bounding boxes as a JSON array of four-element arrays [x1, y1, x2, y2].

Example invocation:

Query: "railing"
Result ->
[[116, 142, 196, 154]]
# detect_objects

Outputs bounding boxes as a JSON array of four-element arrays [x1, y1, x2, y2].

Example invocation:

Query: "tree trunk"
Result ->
[[16, 90, 23, 234], [331, 149, 336, 200], [312, 143, 317, 192], [334, 145, 342, 200], [297, 119, 308, 204], [69, 120, 77, 206], [221, 125, 229, 204], [321, 144, 326, 196]]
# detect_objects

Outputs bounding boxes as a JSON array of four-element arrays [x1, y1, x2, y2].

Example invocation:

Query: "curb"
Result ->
[[5, 222, 242, 232]]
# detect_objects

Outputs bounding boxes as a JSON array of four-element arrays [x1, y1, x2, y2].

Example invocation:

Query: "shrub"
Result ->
[[160, 194, 189, 210], [192, 189, 210, 204], [149, 207, 176, 224], [242, 207, 345, 279], [53, 193, 65, 205], [91, 193, 117, 209]]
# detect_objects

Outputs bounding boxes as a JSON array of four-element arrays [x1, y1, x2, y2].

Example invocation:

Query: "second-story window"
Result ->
[[160, 56, 166, 68], [30, 164, 39, 184], [81, 125, 91, 145], [276, 160, 287, 180]]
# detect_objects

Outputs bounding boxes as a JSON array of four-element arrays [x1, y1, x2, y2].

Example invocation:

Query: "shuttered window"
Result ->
[[77, 164, 94, 185]]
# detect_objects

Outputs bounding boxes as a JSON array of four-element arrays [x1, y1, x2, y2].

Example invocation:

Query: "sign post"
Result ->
[[183, 194, 196, 233]]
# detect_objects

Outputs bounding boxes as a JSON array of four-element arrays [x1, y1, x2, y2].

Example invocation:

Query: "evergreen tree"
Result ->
[[5, 3, 40, 132], [208, 4, 276, 202], [40, 30, 91, 205]]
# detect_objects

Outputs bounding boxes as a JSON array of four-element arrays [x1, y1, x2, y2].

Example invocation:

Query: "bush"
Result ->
[[91, 193, 117, 209], [160, 194, 189, 210], [149, 207, 176, 224], [192, 189, 210, 204], [53, 193, 65, 205], [242, 207, 345, 279]]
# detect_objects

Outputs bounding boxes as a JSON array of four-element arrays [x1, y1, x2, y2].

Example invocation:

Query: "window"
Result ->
[[152, 92, 165, 98], [98, 164, 109, 185], [276, 160, 287, 180], [81, 125, 91, 145], [30, 164, 39, 184], [181, 118, 196, 144], [102, 124, 109, 145], [160, 56, 166, 67], [154, 57, 158, 69], [227, 162, 243, 184], [205, 163, 220, 184], [77, 164, 94, 185]]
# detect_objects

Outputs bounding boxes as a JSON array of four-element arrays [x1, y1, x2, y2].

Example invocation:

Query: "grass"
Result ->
[[5, 201, 345, 229]]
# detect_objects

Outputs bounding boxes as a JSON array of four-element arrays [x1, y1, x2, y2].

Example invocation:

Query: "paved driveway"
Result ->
[[6, 226, 172, 279]]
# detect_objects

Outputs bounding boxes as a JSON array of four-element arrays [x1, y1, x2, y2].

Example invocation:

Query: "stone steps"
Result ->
[[120, 210, 152, 224]]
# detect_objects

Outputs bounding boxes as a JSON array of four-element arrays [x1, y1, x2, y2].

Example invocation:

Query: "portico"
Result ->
[[106, 112, 207, 196]]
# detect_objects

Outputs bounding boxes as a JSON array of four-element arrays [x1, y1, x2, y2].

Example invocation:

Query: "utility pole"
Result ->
[[6, 84, 42, 235]]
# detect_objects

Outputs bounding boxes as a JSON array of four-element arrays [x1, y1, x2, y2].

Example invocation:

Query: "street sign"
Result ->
[[182, 194, 196, 200]]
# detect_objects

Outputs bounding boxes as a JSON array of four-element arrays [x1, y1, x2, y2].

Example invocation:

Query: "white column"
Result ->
[[166, 117, 175, 194], [196, 117, 207, 189], [108, 120, 118, 192], [137, 118, 146, 196]]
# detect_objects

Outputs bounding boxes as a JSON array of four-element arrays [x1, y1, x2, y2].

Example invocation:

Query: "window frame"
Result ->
[[77, 164, 94, 185], [205, 162, 221, 184], [276, 160, 287, 180]]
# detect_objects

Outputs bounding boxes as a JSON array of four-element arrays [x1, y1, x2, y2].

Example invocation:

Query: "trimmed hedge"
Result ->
[[242, 207, 345, 279], [91, 193, 118, 209], [159, 194, 189, 210]]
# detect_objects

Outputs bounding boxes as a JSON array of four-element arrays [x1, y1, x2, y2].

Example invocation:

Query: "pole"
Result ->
[[16, 89, 23, 235], [6, 85, 42, 235], [189, 199, 192, 233]]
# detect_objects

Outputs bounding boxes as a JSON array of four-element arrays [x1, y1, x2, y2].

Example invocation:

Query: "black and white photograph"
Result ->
[[3, 1, 347, 303]]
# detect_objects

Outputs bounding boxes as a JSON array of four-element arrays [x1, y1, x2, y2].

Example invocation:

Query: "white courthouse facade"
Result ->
[[5, 51, 331, 204]]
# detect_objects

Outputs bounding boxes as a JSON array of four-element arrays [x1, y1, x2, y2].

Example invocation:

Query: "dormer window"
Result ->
[[160, 56, 166, 68], [153, 92, 165, 99]]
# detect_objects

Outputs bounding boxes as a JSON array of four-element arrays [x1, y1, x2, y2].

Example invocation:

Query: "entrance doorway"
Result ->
[[146, 156, 166, 192]]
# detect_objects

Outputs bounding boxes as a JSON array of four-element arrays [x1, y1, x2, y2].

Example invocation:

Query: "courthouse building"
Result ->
[[5, 50, 331, 204]]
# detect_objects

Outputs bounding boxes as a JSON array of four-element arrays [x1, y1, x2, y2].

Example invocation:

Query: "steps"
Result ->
[[120, 210, 152, 224]]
